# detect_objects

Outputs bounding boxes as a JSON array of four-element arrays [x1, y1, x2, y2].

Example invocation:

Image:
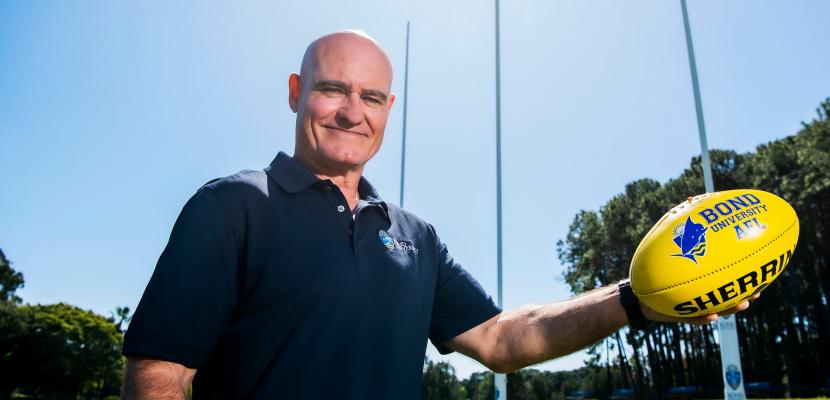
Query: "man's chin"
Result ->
[[320, 151, 372, 170], [295, 145, 376, 173]]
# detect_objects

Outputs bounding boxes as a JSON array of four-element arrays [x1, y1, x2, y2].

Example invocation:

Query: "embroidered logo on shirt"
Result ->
[[378, 230, 395, 250], [378, 229, 419, 254]]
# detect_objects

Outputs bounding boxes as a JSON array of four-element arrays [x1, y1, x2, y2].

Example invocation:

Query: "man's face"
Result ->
[[290, 34, 395, 172]]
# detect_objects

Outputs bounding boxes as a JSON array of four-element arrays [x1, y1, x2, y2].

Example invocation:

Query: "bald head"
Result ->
[[288, 30, 396, 176], [298, 30, 393, 92]]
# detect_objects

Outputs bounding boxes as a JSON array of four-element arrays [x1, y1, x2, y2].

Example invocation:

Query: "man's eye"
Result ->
[[363, 96, 383, 105], [321, 87, 346, 95]]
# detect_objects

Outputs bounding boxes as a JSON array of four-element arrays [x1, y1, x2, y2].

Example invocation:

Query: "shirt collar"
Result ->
[[265, 152, 389, 219], [359, 177, 389, 220], [265, 152, 320, 194]]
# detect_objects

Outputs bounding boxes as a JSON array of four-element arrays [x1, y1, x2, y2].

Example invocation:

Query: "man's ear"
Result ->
[[288, 73, 301, 113], [387, 93, 396, 111]]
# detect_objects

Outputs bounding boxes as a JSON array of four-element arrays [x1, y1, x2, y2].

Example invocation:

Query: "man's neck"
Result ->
[[318, 173, 361, 211], [293, 153, 363, 212]]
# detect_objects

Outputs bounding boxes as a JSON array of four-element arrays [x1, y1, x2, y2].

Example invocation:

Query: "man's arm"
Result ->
[[446, 283, 752, 373], [121, 357, 196, 400]]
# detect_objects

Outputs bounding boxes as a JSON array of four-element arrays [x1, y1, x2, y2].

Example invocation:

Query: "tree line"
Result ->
[[422, 357, 619, 400], [0, 249, 127, 399]]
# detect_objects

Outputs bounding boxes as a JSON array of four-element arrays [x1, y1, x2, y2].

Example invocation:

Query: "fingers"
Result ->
[[639, 295, 759, 326], [659, 313, 716, 326], [683, 300, 751, 325], [688, 314, 718, 325], [719, 300, 751, 316], [674, 301, 749, 325]]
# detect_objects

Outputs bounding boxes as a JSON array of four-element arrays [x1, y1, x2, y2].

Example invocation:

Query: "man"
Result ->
[[121, 30, 751, 399]]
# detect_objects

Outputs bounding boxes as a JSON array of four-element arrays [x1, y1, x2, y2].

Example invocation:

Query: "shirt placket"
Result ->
[[317, 182, 360, 255]]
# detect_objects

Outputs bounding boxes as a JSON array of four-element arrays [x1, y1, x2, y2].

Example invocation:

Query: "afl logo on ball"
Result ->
[[672, 216, 708, 264]]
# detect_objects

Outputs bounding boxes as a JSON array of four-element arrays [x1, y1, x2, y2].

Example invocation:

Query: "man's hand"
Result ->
[[640, 293, 760, 325], [121, 357, 196, 400]]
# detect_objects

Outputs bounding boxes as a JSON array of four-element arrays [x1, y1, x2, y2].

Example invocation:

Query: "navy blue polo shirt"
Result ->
[[123, 152, 501, 399]]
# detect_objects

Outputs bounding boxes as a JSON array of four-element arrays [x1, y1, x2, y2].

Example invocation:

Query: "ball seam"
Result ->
[[636, 218, 797, 296]]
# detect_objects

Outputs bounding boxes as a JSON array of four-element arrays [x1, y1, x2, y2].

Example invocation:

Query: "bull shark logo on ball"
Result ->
[[672, 216, 708, 264]]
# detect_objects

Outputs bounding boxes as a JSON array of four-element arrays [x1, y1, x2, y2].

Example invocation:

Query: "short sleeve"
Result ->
[[123, 186, 239, 368], [428, 227, 502, 354]]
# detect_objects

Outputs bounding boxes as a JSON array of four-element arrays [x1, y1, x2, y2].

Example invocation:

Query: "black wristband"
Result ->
[[618, 279, 652, 330]]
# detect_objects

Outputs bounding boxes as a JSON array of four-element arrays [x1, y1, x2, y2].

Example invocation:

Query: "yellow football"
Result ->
[[630, 189, 799, 317]]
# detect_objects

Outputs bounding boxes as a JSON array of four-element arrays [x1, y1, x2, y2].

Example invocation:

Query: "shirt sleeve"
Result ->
[[428, 226, 502, 354], [122, 186, 239, 368]]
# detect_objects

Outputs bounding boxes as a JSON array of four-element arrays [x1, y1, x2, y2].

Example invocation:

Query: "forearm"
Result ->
[[121, 358, 195, 400], [491, 284, 628, 372]]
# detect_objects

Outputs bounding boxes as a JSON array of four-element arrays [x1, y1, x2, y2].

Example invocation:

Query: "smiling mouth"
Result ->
[[324, 126, 367, 136]]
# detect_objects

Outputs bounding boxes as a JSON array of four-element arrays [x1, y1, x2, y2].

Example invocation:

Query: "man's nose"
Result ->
[[335, 93, 364, 127]]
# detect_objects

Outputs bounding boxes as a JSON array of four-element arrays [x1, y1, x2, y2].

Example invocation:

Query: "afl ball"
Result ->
[[630, 189, 798, 317]]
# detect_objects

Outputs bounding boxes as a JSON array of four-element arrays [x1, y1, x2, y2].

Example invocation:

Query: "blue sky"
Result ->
[[2, 1, 829, 379]]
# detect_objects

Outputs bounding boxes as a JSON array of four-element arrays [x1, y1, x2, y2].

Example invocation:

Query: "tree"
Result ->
[[0, 248, 26, 398], [0, 302, 26, 398], [0, 249, 129, 398], [422, 357, 467, 400], [5, 303, 124, 399], [462, 371, 494, 400], [0, 249, 23, 304]]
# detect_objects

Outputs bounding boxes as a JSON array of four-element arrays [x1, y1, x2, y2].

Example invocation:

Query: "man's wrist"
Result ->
[[618, 279, 652, 330]]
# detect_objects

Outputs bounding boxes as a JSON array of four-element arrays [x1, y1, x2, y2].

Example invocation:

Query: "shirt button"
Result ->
[[323, 186, 332, 192], [337, 205, 346, 213]]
